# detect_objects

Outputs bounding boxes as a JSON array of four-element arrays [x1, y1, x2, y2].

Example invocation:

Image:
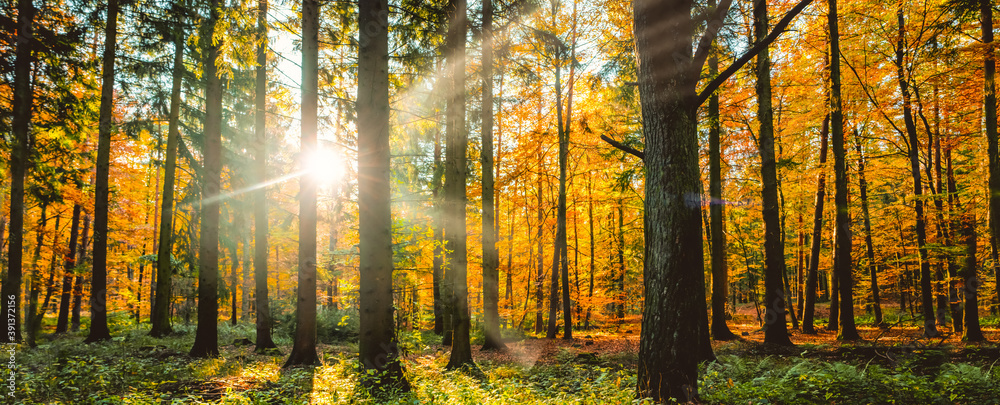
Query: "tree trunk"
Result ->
[[228, 238, 239, 326], [86, 0, 119, 343], [856, 140, 882, 327], [432, 124, 446, 335], [55, 205, 82, 333], [895, 6, 937, 338], [285, 0, 320, 367], [357, 0, 410, 389], [26, 204, 48, 347], [802, 115, 830, 334], [585, 175, 595, 330], [954, 142, 985, 340], [535, 180, 545, 335], [616, 200, 625, 322], [2, 0, 35, 344], [444, 0, 474, 370], [252, 0, 277, 353], [150, 25, 183, 337], [189, 0, 223, 357], [754, 0, 793, 346], [708, 1, 737, 338], [480, 0, 505, 351], [829, 0, 859, 340], [981, 0, 1000, 319], [71, 214, 89, 332], [633, 1, 715, 399]]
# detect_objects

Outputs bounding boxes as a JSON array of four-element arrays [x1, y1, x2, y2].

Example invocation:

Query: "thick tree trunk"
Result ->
[[634, 1, 714, 399], [2, 0, 35, 344], [189, 0, 223, 357], [981, 0, 1000, 319], [357, 0, 410, 390], [285, 0, 320, 367], [86, 0, 119, 343], [755, 0, 793, 346], [55, 205, 82, 333], [444, 0, 474, 370], [803, 115, 830, 334], [829, 0, 859, 340], [480, 0, 506, 351], [896, 6, 938, 338], [150, 27, 183, 337], [253, 0, 277, 353]]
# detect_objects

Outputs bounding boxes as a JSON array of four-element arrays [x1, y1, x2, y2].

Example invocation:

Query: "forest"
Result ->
[[4, 0, 1000, 403]]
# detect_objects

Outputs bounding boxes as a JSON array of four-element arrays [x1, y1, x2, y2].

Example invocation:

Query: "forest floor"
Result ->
[[17, 306, 1000, 404]]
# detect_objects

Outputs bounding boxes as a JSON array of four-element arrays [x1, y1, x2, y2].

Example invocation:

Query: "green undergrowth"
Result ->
[[17, 323, 1000, 404]]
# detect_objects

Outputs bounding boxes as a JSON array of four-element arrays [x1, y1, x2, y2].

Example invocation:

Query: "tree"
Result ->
[[253, 0, 278, 354], [150, 18, 185, 338], [55, 204, 82, 333], [284, 0, 321, 367], [708, 0, 737, 342], [982, 0, 1000, 318], [895, 3, 937, 338], [356, 0, 410, 390], [86, 0, 120, 344], [856, 140, 883, 328], [631, 0, 814, 399], [802, 114, 829, 334], [829, 0, 860, 341], [480, 0, 506, 351], [444, 0, 474, 370], [189, 0, 224, 358], [3, 0, 35, 343], [755, 0, 793, 346]]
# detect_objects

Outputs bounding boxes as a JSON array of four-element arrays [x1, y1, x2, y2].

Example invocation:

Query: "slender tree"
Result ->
[[802, 115, 829, 334], [856, 140, 882, 327], [708, 0, 737, 341], [55, 205, 82, 333], [285, 0, 321, 367], [829, 0, 860, 340], [86, 0, 120, 343], [895, 4, 938, 338], [150, 21, 185, 338], [480, 0, 506, 351], [189, 0, 224, 357], [444, 0, 475, 370], [253, 0, 278, 353], [754, 0, 793, 346]]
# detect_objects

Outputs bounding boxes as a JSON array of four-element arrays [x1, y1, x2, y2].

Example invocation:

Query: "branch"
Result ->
[[692, 0, 735, 74], [696, 0, 815, 106], [600, 135, 645, 160]]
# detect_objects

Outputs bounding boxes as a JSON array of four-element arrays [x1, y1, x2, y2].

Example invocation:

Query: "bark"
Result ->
[[708, 6, 737, 339], [982, 0, 1000, 320], [71, 214, 89, 332], [55, 205, 82, 333], [228, 237, 239, 326], [433, 126, 445, 335], [150, 28, 182, 335], [585, 176, 595, 330], [253, 0, 278, 353], [896, 6, 937, 337], [86, 0, 119, 343], [26, 204, 48, 347], [856, 140, 882, 327], [357, 0, 410, 389], [755, 0, 793, 346], [480, 0, 506, 351], [189, 0, 223, 357], [285, 0, 320, 367], [534, 180, 545, 335], [444, 0, 474, 370], [2, 0, 35, 344], [633, 1, 712, 399], [829, 0, 859, 340], [803, 115, 830, 334]]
